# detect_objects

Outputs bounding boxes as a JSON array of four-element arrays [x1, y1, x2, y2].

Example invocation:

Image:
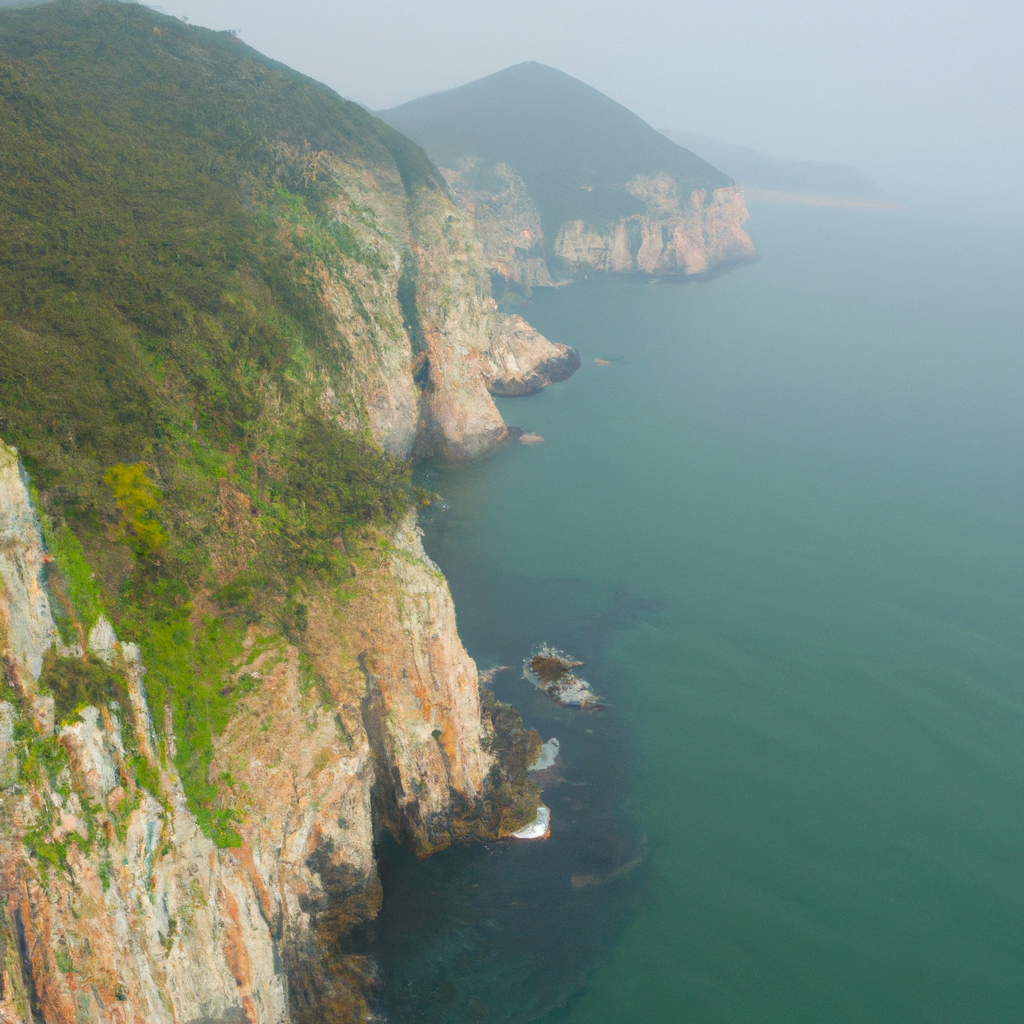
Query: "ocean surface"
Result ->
[[366, 203, 1024, 1023]]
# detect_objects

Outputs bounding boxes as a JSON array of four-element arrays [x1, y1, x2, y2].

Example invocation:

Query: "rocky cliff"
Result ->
[[379, 61, 758, 288], [553, 180, 757, 278], [0, 441, 538, 1024], [441, 161, 756, 286], [0, 4, 553, 1022]]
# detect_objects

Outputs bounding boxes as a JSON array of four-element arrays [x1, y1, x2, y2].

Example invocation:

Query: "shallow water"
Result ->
[[370, 203, 1024, 1022]]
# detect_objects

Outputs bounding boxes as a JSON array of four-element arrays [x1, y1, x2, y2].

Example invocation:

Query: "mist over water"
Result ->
[[370, 202, 1024, 1022]]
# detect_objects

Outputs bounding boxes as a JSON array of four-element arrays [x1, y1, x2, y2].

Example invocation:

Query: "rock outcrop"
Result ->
[[554, 180, 756, 277], [442, 165, 755, 287], [0, 444, 64, 695], [482, 315, 581, 396]]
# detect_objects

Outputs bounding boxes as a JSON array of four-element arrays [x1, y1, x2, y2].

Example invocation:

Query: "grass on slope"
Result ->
[[0, 0, 433, 842]]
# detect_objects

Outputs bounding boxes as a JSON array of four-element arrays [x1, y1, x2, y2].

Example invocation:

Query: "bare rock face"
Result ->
[[482, 315, 581, 396], [554, 183, 757, 277], [0, 462, 505, 1023], [306, 515, 493, 856], [407, 190, 510, 460], [0, 442, 61, 695], [291, 148, 573, 465], [208, 637, 380, 1023], [58, 706, 119, 803], [437, 156, 757, 287], [440, 162, 560, 288]]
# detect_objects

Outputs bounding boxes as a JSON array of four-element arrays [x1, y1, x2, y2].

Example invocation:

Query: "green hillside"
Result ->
[[0, 0, 437, 840], [379, 61, 732, 240]]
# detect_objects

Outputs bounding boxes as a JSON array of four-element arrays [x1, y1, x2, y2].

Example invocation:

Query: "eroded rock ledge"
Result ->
[[482, 315, 581, 396]]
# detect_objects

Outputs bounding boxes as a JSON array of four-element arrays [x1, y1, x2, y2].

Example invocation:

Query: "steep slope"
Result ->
[[380, 62, 757, 285], [0, 3, 552, 1022]]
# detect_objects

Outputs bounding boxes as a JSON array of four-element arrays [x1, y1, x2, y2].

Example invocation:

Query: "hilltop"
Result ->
[[381, 61, 731, 237], [379, 63, 756, 285]]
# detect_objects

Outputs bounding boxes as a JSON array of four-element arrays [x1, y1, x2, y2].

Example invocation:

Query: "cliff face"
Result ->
[[286, 146, 570, 463], [554, 181, 756, 277], [443, 162, 756, 286], [0, 7, 557, 1022], [439, 162, 557, 288], [0, 447, 522, 1024]]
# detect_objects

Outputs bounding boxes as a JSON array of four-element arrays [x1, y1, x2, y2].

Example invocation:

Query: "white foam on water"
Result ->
[[529, 737, 560, 772], [511, 805, 550, 840]]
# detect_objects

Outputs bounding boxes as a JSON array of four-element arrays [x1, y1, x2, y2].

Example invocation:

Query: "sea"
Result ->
[[363, 201, 1024, 1023]]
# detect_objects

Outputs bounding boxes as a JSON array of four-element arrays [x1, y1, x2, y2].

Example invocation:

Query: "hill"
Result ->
[[0, 4, 554, 1022], [381, 61, 731, 238], [379, 63, 756, 285]]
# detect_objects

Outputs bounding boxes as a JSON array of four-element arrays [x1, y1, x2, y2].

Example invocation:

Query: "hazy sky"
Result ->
[[164, 0, 1021, 208]]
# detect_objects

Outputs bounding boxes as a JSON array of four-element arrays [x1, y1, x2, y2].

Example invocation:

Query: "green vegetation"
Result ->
[[0, 0, 435, 842], [37, 650, 128, 726], [104, 464, 169, 559], [379, 61, 733, 244]]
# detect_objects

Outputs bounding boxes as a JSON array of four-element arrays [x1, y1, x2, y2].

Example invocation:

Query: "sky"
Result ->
[[162, 0, 1022, 210]]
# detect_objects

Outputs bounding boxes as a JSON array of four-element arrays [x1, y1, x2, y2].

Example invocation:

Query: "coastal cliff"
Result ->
[[443, 165, 756, 285], [379, 61, 758, 288], [0, 3, 550, 1021], [553, 180, 756, 277], [0, 445, 535, 1024]]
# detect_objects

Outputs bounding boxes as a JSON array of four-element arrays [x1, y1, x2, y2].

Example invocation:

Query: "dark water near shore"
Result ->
[[370, 203, 1024, 1022]]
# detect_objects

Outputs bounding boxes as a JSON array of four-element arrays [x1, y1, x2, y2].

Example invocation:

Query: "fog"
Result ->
[[161, 0, 1019, 212]]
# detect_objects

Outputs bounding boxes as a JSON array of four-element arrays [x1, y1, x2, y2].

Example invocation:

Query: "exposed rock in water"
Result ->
[[482, 314, 580, 396], [524, 647, 604, 708], [479, 665, 512, 686], [518, 433, 545, 445]]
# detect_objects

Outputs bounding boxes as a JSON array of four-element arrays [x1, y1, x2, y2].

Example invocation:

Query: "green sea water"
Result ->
[[369, 203, 1024, 1022]]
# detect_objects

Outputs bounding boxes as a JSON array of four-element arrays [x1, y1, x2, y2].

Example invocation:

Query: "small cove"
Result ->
[[367, 202, 1024, 1022]]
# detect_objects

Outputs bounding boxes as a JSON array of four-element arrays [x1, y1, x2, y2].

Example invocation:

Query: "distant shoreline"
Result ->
[[743, 187, 899, 210]]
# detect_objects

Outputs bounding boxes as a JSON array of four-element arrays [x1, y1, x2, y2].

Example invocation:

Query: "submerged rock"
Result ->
[[524, 646, 603, 708]]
